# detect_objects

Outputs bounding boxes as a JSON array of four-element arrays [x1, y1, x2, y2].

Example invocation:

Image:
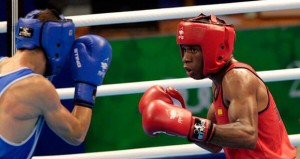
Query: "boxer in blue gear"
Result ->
[[15, 8, 74, 77], [0, 9, 112, 159]]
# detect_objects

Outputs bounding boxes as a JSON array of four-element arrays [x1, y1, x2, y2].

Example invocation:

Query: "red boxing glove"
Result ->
[[142, 100, 192, 137], [139, 85, 173, 114], [142, 100, 215, 143], [166, 86, 186, 109]]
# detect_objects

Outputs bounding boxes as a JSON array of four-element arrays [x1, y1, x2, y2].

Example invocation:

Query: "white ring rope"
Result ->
[[0, 21, 6, 33], [1, 0, 300, 33], [57, 68, 300, 99], [32, 134, 300, 159], [66, 0, 300, 27]]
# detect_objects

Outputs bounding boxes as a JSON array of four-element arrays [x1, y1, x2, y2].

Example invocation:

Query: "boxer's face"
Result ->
[[180, 45, 204, 79]]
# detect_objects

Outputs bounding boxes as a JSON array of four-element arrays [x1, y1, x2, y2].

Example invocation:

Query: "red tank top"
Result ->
[[213, 62, 296, 159]]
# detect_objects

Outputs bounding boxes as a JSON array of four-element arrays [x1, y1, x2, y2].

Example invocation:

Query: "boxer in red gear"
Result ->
[[139, 13, 296, 159]]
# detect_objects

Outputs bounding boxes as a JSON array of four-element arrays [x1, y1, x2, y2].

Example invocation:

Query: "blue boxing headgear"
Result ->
[[15, 9, 75, 77]]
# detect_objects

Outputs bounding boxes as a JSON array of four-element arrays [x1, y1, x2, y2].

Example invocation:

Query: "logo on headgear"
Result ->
[[97, 57, 110, 78], [178, 27, 184, 40], [19, 27, 33, 38]]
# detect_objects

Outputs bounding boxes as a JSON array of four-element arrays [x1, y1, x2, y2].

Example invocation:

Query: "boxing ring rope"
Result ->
[[33, 134, 300, 159], [57, 68, 300, 99], [0, 0, 300, 32]]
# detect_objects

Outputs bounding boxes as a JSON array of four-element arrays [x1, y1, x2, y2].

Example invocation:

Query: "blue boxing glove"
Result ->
[[70, 34, 112, 108]]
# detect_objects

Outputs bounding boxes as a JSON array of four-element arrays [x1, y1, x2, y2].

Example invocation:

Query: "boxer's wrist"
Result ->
[[74, 82, 97, 108], [188, 117, 215, 143]]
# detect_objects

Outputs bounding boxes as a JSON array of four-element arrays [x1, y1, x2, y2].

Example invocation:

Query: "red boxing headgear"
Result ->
[[176, 14, 235, 77]]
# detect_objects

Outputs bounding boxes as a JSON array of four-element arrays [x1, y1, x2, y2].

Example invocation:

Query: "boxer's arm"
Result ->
[[38, 35, 111, 145], [209, 69, 258, 149], [36, 78, 92, 146]]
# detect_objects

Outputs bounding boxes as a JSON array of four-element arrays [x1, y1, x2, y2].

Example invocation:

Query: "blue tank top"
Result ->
[[0, 57, 44, 159]]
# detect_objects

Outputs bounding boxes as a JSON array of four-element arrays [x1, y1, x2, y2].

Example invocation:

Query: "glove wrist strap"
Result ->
[[188, 117, 215, 143], [74, 82, 97, 108]]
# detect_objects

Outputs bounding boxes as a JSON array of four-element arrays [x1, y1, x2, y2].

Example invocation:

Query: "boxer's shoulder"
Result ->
[[7, 73, 56, 99]]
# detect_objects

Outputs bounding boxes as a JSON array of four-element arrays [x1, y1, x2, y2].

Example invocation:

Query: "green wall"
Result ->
[[85, 26, 300, 152]]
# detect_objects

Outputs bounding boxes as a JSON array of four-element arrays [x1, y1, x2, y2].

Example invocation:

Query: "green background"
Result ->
[[85, 26, 300, 152]]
